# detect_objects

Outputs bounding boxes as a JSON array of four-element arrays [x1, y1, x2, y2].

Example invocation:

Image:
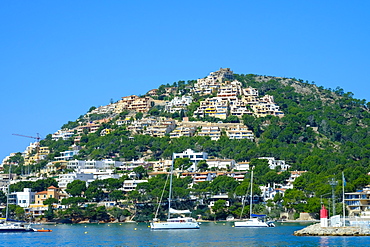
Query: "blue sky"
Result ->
[[1, 1, 369, 161]]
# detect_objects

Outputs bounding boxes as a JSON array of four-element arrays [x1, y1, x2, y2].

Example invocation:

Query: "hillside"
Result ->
[[4, 68, 370, 200]]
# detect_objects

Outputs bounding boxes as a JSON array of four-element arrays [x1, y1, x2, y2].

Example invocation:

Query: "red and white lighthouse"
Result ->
[[320, 204, 328, 227]]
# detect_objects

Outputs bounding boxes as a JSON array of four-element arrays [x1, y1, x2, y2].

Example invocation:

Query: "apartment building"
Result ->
[[180, 172, 217, 183], [173, 149, 208, 171], [226, 125, 254, 140], [165, 96, 193, 113], [234, 161, 250, 171], [170, 126, 196, 138], [144, 119, 176, 137], [197, 126, 221, 140], [55, 149, 80, 161], [149, 159, 172, 172], [345, 186, 370, 217], [193, 97, 229, 120], [65, 159, 123, 171], [52, 129, 75, 141], [122, 179, 148, 192], [180, 171, 246, 183], [285, 171, 307, 188], [242, 87, 259, 97], [75, 122, 101, 135], [206, 159, 236, 170], [8, 188, 35, 208], [217, 81, 242, 98], [27, 186, 66, 217], [146, 89, 158, 96], [89, 103, 116, 115], [127, 117, 158, 134], [251, 95, 284, 118], [57, 172, 94, 189], [116, 117, 132, 126], [34, 186, 64, 205], [193, 68, 234, 95], [115, 95, 154, 113]]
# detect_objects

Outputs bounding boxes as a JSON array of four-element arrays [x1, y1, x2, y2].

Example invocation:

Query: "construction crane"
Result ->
[[12, 133, 42, 161], [12, 133, 41, 142]]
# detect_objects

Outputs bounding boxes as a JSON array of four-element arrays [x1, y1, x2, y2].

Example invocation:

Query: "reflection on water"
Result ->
[[319, 236, 329, 247]]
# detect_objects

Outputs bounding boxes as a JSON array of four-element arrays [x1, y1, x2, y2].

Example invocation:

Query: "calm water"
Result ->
[[1, 222, 369, 246]]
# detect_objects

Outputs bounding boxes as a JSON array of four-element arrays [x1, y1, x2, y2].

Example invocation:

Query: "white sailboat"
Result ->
[[150, 157, 200, 230], [0, 166, 35, 232], [234, 171, 275, 227]]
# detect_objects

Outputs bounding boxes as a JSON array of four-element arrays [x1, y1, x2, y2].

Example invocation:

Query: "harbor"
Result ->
[[2, 222, 370, 247]]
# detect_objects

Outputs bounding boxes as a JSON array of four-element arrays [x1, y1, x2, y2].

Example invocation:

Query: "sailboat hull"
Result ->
[[0, 223, 36, 232], [151, 217, 200, 229], [0, 228, 35, 232], [234, 221, 269, 227], [234, 218, 273, 227], [150, 222, 200, 229]]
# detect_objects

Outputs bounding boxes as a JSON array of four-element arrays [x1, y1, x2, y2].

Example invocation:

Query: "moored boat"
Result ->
[[234, 171, 275, 228], [150, 156, 200, 230]]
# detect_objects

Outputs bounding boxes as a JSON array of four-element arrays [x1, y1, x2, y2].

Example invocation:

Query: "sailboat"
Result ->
[[150, 157, 200, 230], [0, 167, 36, 232], [234, 171, 275, 227]]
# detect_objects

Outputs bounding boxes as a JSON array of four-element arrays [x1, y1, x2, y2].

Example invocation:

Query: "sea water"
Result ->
[[1, 222, 368, 246]]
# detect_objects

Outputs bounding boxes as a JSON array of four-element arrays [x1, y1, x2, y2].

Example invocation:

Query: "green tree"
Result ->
[[197, 160, 208, 172], [0, 191, 7, 204], [210, 176, 239, 195], [43, 197, 58, 221], [135, 112, 143, 120], [212, 199, 228, 220], [283, 189, 307, 213], [61, 197, 87, 207], [174, 158, 192, 171], [66, 180, 87, 197], [109, 190, 126, 202], [3, 204, 25, 221], [133, 166, 148, 179]]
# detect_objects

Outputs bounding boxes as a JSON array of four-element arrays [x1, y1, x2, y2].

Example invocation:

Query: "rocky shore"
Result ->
[[294, 223, 370, 236]]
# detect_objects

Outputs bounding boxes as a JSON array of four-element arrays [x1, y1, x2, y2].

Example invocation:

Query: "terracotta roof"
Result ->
[[36, 191, 47, 195]]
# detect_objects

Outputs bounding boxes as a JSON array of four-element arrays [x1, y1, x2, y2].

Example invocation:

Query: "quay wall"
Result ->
[[294, 223, 370, 236]]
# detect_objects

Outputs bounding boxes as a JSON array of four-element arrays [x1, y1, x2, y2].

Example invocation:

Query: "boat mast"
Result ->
[[249, 170, 253, 219], [168, 155, 174, 220], [5, 164, 12, 222]]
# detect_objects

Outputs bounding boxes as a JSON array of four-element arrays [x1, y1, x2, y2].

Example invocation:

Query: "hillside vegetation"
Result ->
[[3, 71, 370, 221]]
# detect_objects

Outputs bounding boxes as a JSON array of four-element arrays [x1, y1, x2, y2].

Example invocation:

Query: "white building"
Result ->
[[9, 188, 35, 208], [226, 125, 254, 140], [57, 173, 94, 189], [206, 159, 236, 170], [52, 129, 75, 141], [165, 96, 193, 113], [119, 159, 148, 171], [197, 126, 221, 140], [122, 179, 148, 192], [258, 157, 290, 171], [66, 159, 123, 171], [173, 149, 208, 171], [234, 162, 250, 171], [55, 150, 80, 161]]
